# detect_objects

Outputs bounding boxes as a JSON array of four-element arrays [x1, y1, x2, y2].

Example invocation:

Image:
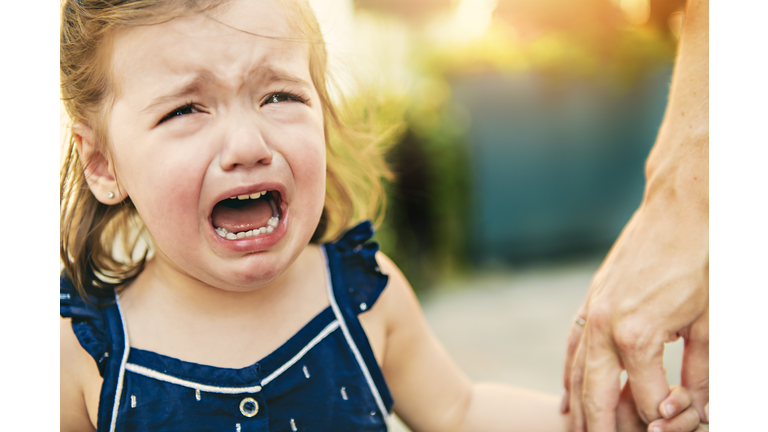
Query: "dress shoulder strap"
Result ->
[[322, 221, 394, 416]]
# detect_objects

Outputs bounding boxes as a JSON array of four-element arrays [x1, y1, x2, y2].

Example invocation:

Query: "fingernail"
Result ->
[[662, 402, 675, 418], [560, 392, 569, 413], [651, 427, 662, 432], [704, 402, 709, 422]]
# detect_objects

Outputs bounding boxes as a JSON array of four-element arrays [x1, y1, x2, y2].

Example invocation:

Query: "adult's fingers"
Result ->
[[681, 307, 709, 422], [583, 322, 623, 432], [613, 320, 670, 424], [569, 335, 588, 432], [562, 305, 588, 414]]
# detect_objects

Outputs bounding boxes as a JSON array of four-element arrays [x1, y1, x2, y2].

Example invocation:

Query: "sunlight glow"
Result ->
[[612, 0, 650, 26], [451, 0, 499, 40]]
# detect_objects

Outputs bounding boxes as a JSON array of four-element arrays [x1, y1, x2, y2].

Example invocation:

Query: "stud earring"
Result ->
[[108, 191, 115, 199]]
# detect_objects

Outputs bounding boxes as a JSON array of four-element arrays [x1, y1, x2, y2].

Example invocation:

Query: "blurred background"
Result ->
[[310, 0, 684, 288], [305, 0, 689, 429]]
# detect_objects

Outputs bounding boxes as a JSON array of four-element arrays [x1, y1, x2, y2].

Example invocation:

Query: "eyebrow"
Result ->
[[141, 72, 214, 113], [247, 65, 311, 90], [141, 66, 311, 113]]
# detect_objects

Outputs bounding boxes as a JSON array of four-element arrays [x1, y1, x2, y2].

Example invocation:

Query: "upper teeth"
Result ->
[[230, 191, 267, 200]]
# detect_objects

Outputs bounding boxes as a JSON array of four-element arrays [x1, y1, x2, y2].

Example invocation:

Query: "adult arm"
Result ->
[[562, 0, 709, 430]]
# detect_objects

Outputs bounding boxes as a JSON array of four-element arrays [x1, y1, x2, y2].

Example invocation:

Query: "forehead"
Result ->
[[110, 0, 310, 98]]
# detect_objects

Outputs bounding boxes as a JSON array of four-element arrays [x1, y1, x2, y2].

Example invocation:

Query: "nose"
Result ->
[[218, 112, 273, 171]]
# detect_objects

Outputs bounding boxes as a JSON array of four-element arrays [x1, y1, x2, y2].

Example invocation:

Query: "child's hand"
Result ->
[[617, 382, 706, 432], [647, 386, 707, 432]]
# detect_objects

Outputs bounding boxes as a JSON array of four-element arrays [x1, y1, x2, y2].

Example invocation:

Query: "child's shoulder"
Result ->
[[326, 221, 423, 358], [60, 279, 106, 431], [59, 276, 114, 375]]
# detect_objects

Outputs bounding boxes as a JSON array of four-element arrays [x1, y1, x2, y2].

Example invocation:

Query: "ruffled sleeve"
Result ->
[[327, 221, 389, 315], [323, 221, 394, 413], [60, 275, 112, 377]]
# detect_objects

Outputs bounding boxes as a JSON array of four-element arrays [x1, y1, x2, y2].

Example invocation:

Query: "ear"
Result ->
[[73, 122, 127, 205]]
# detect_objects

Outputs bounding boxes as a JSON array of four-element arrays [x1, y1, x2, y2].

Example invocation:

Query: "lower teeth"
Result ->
[[215, 216, 279, 239]]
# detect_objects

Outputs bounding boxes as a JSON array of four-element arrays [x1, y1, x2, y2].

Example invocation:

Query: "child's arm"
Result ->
[[60, 318, 98, 432], [372, 253, 704, 432], [372, 253, 567, 432]]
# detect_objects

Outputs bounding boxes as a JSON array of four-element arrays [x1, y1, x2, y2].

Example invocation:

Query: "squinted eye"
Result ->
[[159, 104, 199, 124], [263, 92, 307, 105]]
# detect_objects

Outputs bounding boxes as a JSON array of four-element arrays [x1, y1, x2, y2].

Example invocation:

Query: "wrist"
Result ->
[[644, 135, 708, 215]]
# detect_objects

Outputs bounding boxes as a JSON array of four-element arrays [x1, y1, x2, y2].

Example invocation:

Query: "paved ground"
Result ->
[[387, 257, 685, 431]]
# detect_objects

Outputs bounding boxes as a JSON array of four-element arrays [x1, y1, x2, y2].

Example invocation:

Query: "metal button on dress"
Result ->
[[239, 397, 259, 417]]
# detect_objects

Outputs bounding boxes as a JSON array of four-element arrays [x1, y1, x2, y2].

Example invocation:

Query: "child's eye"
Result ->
[[263, 92, 307, 106], [159, 104, 200, 124]]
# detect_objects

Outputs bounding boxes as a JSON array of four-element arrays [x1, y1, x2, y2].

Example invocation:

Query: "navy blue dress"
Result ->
[[61, 222, 394, 431]]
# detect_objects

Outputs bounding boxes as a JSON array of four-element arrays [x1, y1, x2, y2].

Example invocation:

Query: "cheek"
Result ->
[[115, 146, 206, 237], [292, 134, 327, 209]]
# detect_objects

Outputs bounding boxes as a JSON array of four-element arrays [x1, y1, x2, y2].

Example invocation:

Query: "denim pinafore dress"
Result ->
[[60, 222, 394, 431]]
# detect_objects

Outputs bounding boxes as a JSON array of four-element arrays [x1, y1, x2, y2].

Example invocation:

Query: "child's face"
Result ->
[[105, 0, 326, 290]]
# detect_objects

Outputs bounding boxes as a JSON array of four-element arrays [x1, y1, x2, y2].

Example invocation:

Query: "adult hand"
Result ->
[[561, 0, 709, 430], [563, 193, 709, 431]]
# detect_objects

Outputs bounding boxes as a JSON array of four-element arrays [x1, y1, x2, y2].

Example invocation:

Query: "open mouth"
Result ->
[[211, 190, 282, 240]]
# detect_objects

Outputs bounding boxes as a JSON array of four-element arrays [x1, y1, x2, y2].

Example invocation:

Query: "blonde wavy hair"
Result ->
[[60, 0, 392, 299]]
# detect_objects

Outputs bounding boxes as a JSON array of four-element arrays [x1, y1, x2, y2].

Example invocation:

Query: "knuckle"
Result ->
[[572, 374, 583, 389], [613, 324, 642, 353], [570, 367, 584, 389], [571, 359, 585, 377], [585, 304, 612, 334], [612, 320, 660, 355], [581, 390, 607, 418]]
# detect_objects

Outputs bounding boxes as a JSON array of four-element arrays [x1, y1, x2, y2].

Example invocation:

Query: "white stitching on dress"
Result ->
[[125, 363, 263, 394], [260, 320, 340, 386], [110, 296, 132, 432], [123, 320, 339, 395]]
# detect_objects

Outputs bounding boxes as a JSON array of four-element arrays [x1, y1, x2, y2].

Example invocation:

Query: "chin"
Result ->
[[223, 251, 294, 290]]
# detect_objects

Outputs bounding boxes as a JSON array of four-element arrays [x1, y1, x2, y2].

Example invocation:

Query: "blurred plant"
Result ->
[[377, 90, 473, 292]]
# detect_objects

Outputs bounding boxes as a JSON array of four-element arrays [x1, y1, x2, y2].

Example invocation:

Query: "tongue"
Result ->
[[211, 199, 273, 233]]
